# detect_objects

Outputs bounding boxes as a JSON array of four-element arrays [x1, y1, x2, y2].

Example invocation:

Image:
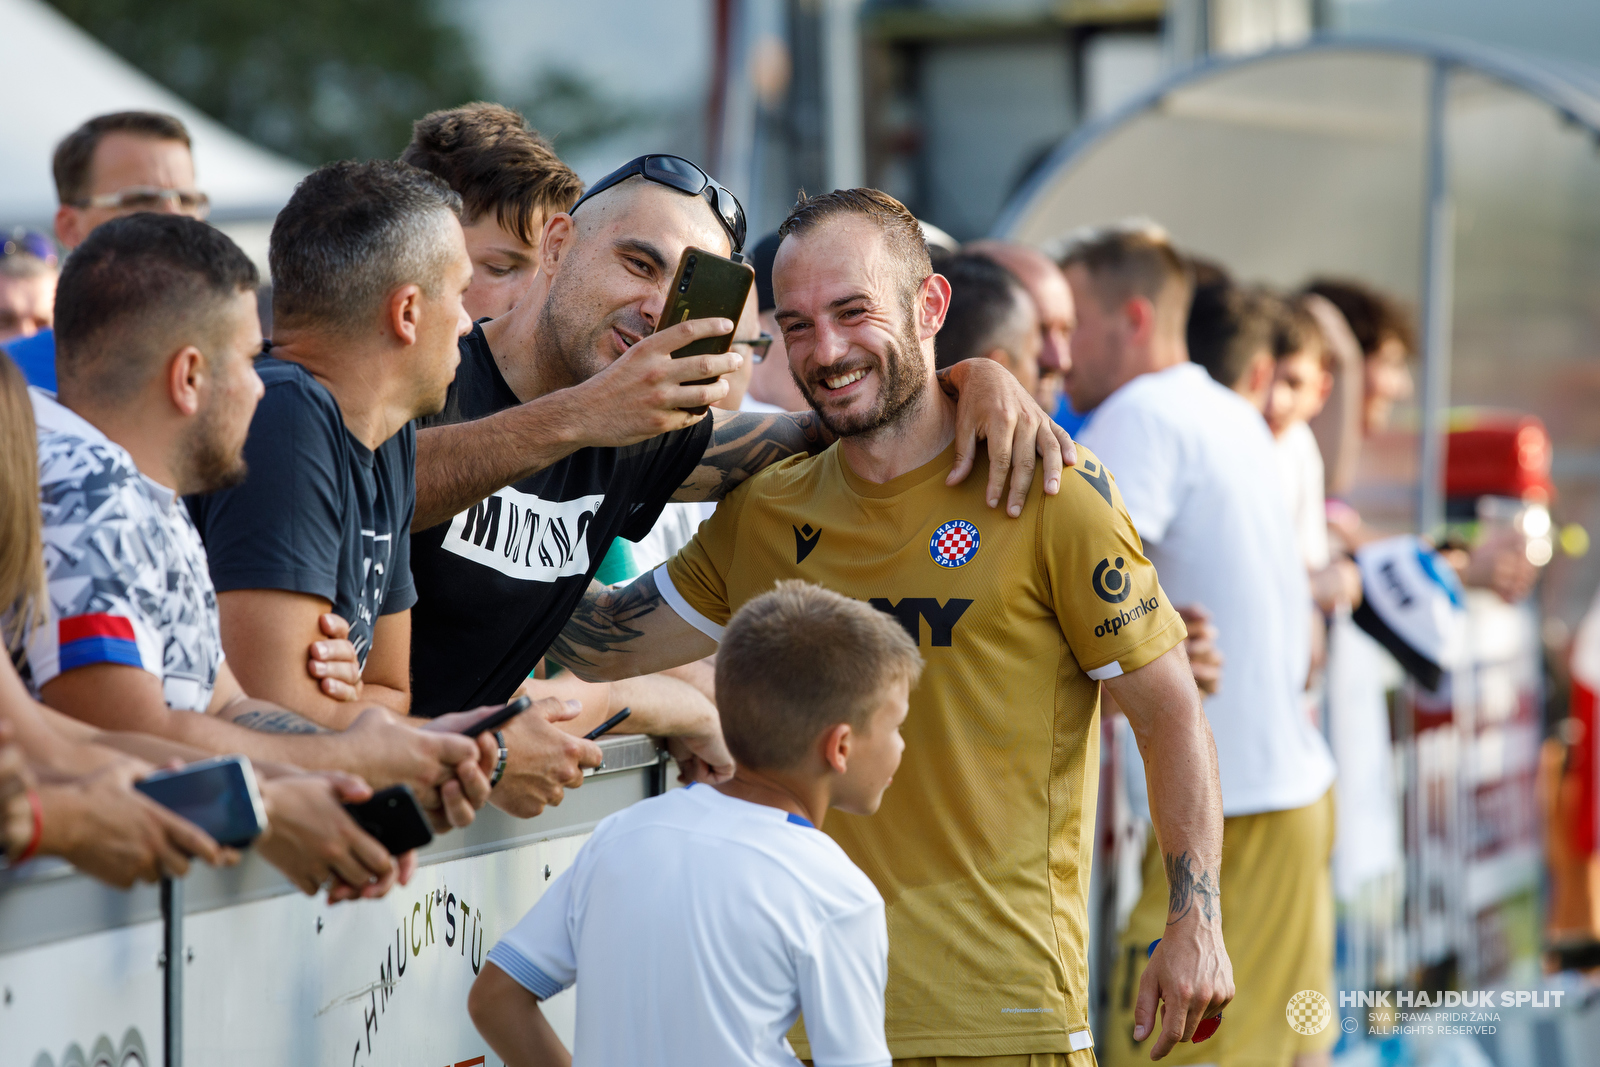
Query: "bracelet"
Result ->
[[490, 730, 508, 788], [15, 788, 43, 864]]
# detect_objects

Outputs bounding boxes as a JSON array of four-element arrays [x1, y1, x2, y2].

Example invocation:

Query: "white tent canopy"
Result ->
[[1, 0, 306, 227], [996, 36, 1600, 625]]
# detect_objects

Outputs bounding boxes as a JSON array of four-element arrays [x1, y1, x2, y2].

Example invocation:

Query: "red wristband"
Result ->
[[15, 788, 43, 864]]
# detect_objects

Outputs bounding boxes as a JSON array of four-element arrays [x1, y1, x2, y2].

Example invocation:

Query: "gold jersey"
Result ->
[[663, 440, 1184, 1058]]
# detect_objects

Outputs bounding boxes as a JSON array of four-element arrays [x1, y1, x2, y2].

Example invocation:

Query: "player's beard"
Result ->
[[181, 395, 248, 495], [534, 267, 652, 389], [795, 312, 927, 439]]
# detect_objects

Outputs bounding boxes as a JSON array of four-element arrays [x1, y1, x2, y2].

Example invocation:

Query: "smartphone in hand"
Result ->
[[657, 246, 755, 415], [135, 755, 268, 849], [343, 785, 434, 855]]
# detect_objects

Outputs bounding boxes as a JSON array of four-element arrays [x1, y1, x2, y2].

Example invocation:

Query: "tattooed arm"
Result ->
[[1106, 643, 1233, 1059], [548, 573, 719, 682], [673, 408, 827, 502]]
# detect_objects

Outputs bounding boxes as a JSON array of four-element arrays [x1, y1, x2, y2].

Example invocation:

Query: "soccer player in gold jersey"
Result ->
[[549, 189, 1232, 1065]]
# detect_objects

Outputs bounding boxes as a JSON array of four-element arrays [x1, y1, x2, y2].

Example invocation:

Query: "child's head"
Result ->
[[715, 581, 924, 816], [1266, 296, 1332, 437]]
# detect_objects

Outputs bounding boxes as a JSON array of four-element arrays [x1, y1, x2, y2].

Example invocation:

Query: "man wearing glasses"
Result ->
[[406, 156, 1074, 796], [5, 112, 208, 391]]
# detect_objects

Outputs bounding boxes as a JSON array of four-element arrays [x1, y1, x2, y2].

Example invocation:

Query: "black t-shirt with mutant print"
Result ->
[[408, 323, 714, 716]]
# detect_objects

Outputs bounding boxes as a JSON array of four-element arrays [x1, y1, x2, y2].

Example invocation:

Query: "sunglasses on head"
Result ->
[[570, 155, 746, 254]]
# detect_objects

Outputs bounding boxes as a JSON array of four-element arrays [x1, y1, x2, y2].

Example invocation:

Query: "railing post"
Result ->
[[161, 876, 183, 1067]]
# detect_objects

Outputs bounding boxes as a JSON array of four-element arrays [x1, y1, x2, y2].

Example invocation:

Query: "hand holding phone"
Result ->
[[135, 755, 268, 849], [656, 246, 755, 415], [421, 696, 532, 738], [343, 785, 434, 856]]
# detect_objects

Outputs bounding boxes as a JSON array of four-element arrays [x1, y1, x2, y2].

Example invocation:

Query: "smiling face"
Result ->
[[773, 215, 941, 438], [532, 179, 731, 389]]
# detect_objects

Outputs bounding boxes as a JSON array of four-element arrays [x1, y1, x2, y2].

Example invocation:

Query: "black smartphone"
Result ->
[[657, 246, 755, 416], [343, 785, 434, 855], [584, 707, 632, 741], [458, 695, 531, 738], [135, 755, 268, 849]]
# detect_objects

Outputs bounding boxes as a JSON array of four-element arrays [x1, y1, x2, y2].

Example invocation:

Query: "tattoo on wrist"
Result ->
[[232, 709, 330, 735], [1164, 850, 1220, 925]]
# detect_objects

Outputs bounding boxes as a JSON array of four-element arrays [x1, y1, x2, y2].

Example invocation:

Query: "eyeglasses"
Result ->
[[570, 155, 746, 254], [2, 228, 56, 265], [73, 185, 211, 219], [732, 332, 773, 363]]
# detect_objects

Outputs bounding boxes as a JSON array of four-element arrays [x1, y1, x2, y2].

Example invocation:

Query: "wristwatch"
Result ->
[[491, 730, 509, 788]]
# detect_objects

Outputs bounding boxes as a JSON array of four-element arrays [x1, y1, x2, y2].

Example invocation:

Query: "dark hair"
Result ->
[[269, 160, 464, 334], [716, 581, 922, 770], [1270, 293, 1324, 363], [400, 103, 583, 247], [1187, 281, 1272, 390], [778, 188, 931, 311], [1059, 224, 1193, 330], [1303, 278, 1416, 358], [54, 214, 258, 402], [53, 112, 192, 206], [933, 252, 1031, 371], [748, 231, 782, 312]]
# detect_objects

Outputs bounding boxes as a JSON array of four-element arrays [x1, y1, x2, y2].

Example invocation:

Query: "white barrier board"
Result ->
[[0, 919, 164, 1067], [182, 832, 588, 1066]]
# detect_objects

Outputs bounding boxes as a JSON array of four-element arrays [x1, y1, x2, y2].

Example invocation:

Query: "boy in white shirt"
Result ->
[[468, 580, 922, 1067]]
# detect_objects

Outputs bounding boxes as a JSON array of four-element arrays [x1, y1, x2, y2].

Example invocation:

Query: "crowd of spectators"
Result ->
[[0, 98, 1546, 1067]]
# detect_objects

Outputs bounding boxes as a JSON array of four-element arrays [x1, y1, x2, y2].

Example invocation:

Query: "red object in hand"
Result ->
[[1145, 939, 1224, 1044]]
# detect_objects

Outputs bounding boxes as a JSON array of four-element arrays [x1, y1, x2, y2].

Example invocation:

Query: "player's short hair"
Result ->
[[778, 188, 932, 313], [715, 581, 923, 771], [1187, 281, 1272, 390], [53, 111, 192, 206], [1058, 222, 1193, 331], [55, 214, 258, 404], [1303, 278, 1416, 358], [933, 251, 1031, 371], [269, 160, 463, 335], [400, 103, 584, 247]]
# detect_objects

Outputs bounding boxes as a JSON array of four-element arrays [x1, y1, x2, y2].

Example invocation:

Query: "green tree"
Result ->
[[48, 0, 487, 165]]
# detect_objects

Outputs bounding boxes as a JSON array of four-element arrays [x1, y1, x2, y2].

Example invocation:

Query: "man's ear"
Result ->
[[54, 205, 86, 250], [982, 347, 1015, 375], [819, 721, 853, 775], [539, 213, 576, 277], [386, 284, 425, 346], [1123, 295, 1156, 345], [166, 345, 207, 417], [1241, 351, 1274, 408], [919, 273, 952, 340]]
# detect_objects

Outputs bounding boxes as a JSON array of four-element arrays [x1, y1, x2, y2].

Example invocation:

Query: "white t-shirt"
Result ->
[[1275, 420, 1331, 569], [1078, 363, 1335, 816], [487, 784, 890, 1067], [23, 390, 224, 712]]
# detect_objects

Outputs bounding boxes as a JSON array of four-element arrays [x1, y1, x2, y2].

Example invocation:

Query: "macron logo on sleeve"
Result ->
[[58, 614, 143, 671]]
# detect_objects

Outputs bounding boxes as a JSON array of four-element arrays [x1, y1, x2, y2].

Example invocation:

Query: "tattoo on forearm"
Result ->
[[676, 411, 828, 502], [232, 709, 330, 735], [547, 575, 665, 670], [1164, 850, 1220, 925]]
